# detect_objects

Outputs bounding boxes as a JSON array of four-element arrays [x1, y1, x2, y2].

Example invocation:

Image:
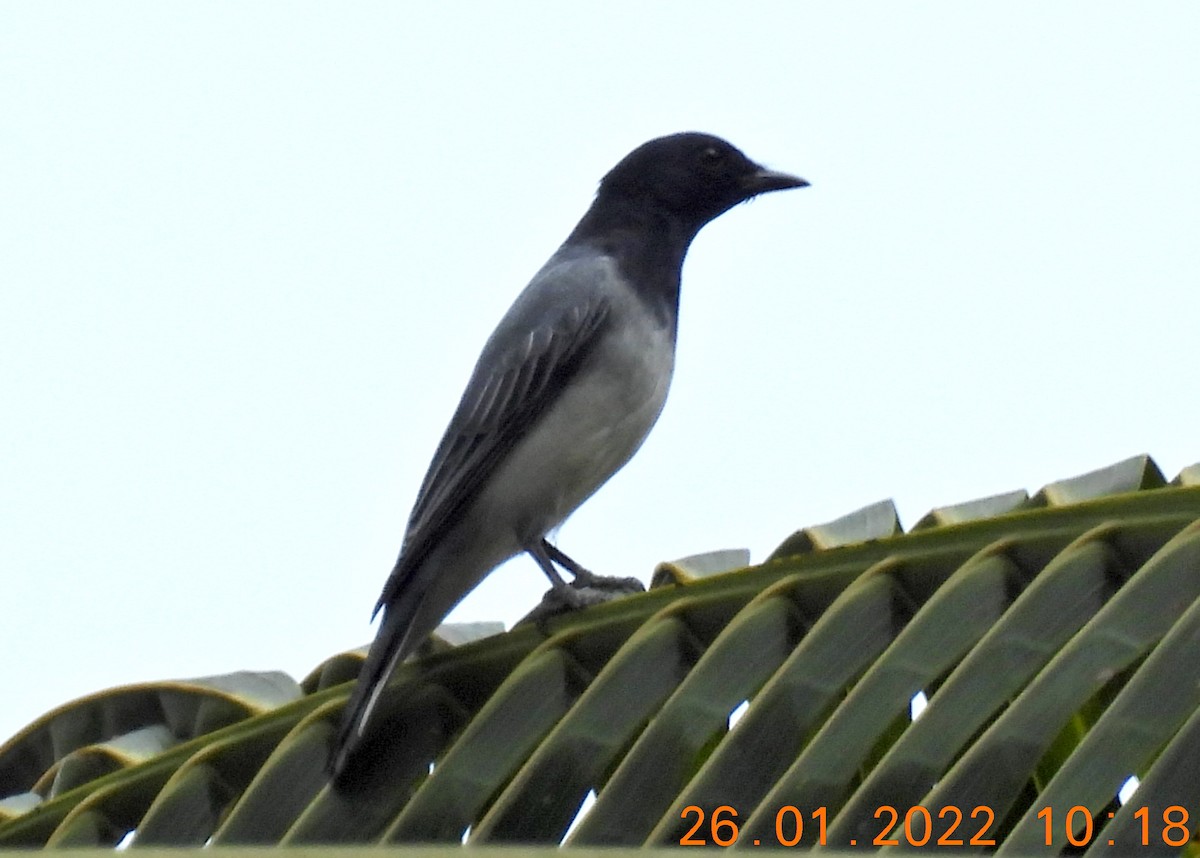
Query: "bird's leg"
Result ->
[[527, 539, 571, 589], [526, 540, 609, 610], [541, 539, 645, 593], [540, 540, 597, 585], [518, 540, 648, 629]]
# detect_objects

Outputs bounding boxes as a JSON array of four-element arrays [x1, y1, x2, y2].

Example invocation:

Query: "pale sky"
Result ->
[[3, 2, 1198, 746]]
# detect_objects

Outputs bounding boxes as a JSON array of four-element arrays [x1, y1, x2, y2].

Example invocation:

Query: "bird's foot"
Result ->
[[518, 573, 645, 627], [536, 539, 642, 595], [550, 582, 622, 610], [567, 567, 646, 595], [520, 539, 644, 627]]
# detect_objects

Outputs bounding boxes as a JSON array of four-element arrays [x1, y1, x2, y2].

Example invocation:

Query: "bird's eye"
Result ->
[[700, 146, 724, 165]]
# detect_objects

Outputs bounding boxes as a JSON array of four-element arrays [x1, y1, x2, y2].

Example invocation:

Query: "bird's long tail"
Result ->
[[328, 594, 424, 784]]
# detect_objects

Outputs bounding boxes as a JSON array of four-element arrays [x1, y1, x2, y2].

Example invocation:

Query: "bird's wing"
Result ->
[[374, 272, 613, 614]]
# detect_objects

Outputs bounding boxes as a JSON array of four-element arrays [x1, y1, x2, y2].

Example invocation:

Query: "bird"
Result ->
[[329, 132, 807, 782]]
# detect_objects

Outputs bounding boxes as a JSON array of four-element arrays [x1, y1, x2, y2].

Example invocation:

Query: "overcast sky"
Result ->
[[3, 3, 1198, 746]]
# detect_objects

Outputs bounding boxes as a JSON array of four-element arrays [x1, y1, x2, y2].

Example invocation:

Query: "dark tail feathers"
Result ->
[[328, 598, 421, 785]]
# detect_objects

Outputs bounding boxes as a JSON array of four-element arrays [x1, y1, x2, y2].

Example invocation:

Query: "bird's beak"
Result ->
[[745, 167, 810, 194]]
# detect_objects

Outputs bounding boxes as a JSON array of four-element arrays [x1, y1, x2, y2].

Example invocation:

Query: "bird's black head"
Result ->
[[597, 132, 809, 229], [568, 132, 806, 326]]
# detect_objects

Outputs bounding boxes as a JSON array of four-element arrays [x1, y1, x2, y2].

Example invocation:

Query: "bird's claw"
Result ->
[[517, 572, 645, 628], [569, 568, 646, 594], [553, 584, 620, 610]]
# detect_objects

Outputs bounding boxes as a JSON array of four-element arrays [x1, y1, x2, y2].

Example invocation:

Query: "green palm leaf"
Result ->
[[2, 454, 1198, 854]]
